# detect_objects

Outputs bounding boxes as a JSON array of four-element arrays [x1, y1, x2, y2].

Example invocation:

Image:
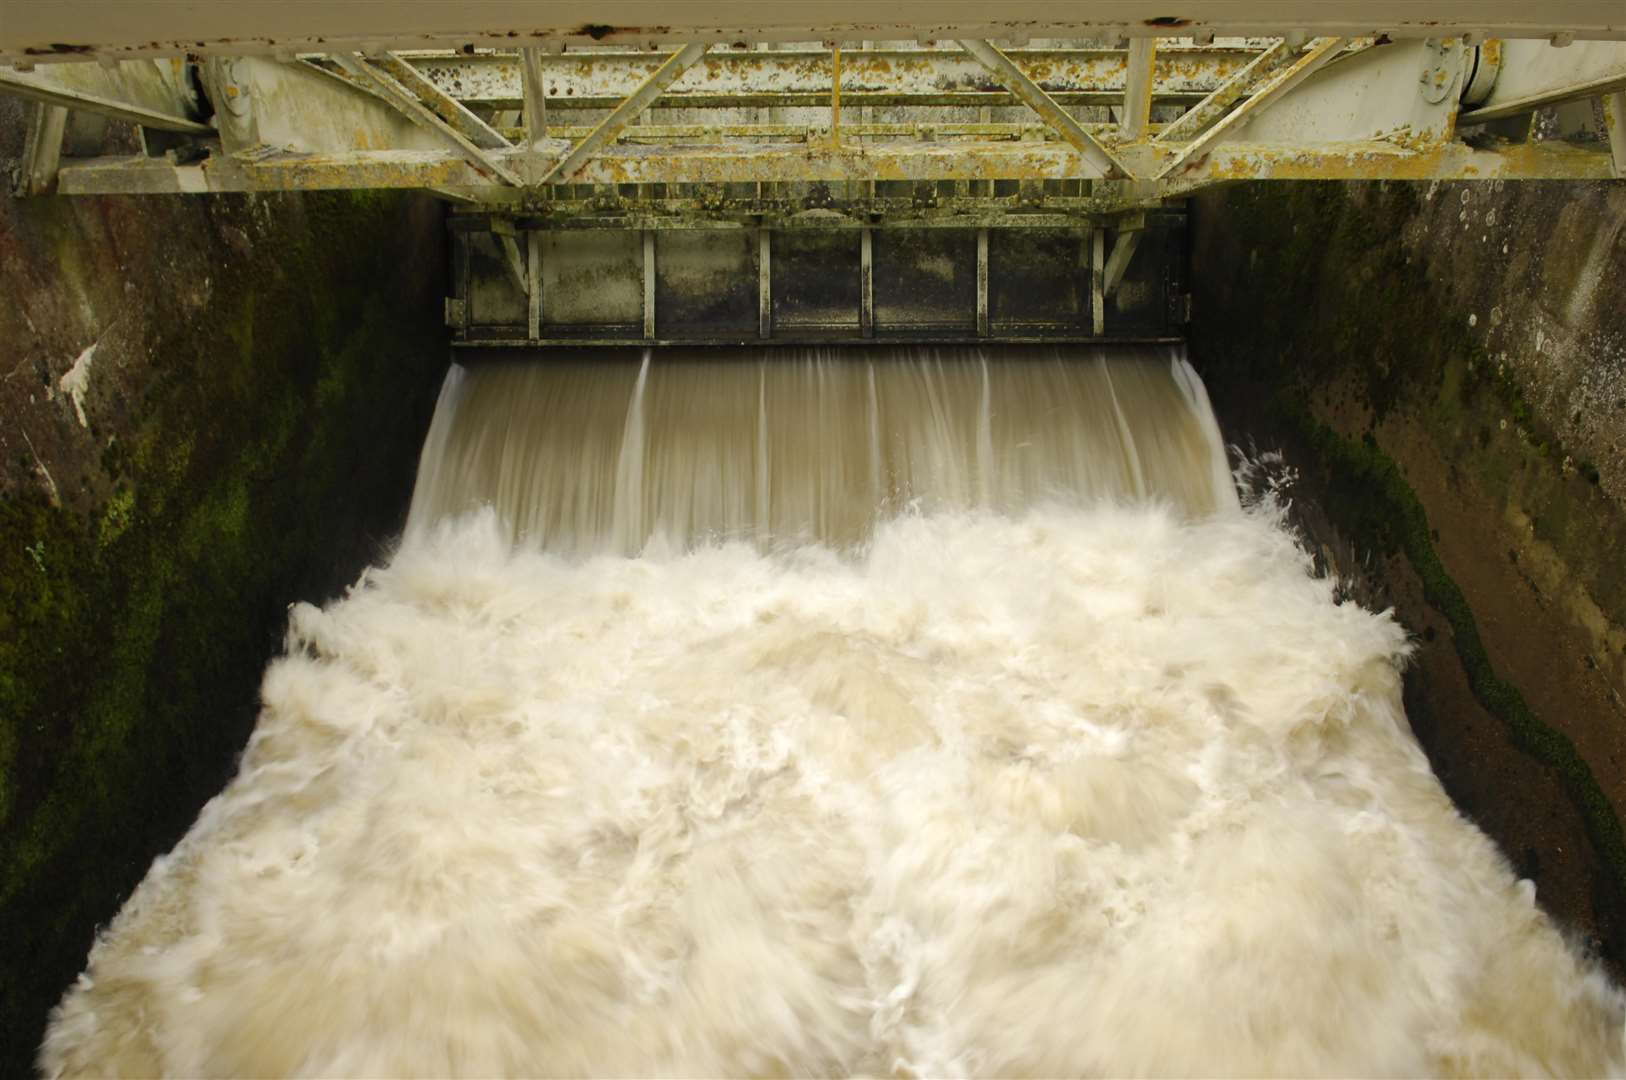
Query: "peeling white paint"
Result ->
[[57, 341, 97, 428]]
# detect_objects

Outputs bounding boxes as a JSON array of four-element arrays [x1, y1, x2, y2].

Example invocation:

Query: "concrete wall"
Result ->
[[0, 98, 448, 1071], [1192, 179, 1626, 976]]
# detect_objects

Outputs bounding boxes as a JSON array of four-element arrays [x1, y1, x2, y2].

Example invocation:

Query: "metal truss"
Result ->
[[3, 9, 1624, 214], [4, 3, 1624, 60]]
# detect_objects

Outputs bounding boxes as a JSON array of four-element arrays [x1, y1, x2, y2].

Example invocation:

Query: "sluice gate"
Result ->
[[4, 3, 1622, 347], [4, 4, 1626, 1079]]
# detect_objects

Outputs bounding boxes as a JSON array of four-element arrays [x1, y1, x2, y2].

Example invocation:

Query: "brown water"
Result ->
[[405, 344, 1236, 553], [44, 342, 1626, 1077]]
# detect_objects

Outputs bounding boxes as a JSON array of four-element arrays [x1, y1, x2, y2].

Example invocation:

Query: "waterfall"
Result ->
[[43, 345, 1624, 1078], [404, 344, 1238, 554]]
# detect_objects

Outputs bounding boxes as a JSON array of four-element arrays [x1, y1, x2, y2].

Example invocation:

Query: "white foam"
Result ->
[[41, 502, 1626, 1077]]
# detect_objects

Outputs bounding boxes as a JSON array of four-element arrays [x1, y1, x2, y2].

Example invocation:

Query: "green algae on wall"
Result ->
[[1193, 181, 1626, 631], [1285, 409, 1626, 893], [0, 188, 446, 1074], [1191, 178, 1626, 971]]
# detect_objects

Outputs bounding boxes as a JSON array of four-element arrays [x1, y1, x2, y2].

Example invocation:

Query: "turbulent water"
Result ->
[[43, 347, 1626, 1077], [405, 346, 1236, 552]]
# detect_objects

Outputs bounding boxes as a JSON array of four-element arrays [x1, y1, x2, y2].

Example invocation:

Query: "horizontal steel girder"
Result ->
[[3, 24, 1622, 207], [0, 63, 208, 133], [391, 47, 1262, 110], [51, 139, 1615, 200], [445, 206, 1189, 231], [3, 1, 1623, 65]]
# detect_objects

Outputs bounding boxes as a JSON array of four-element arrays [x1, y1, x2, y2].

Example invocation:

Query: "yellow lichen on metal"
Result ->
[[15, 28, 1626, 201]]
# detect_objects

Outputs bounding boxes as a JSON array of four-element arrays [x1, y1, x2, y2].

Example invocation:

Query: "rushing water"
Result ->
[[43, 347, 1624, 1077], [405, 346, 1236, 553]]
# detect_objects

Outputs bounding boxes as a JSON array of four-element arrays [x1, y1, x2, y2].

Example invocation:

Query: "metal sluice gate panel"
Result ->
[[448, 212, 1186, 347]]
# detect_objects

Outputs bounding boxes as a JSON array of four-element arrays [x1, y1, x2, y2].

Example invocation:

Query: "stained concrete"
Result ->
[[0, 96, 448, 1073], [1193, 178, 1626, 975]]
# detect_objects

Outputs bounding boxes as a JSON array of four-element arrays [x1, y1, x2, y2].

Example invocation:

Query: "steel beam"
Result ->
[[758, 228, 772, 339], [221, 56, 445, 156], [0, 65, 211, 134], [526, 230, 542, 339], [1238, 38, 1462, 148], [5, 2, 1622, 65], [1604, 91, 1626, 176], [1091, 228, 1106, 335], [539, 42, 709, 185], [520, 47, 546, 144], [956, 38, 1125, 179], [975, 228, 989, 337], [459, 335, 1182, 350], [642, 229, 656, 339], [1121, 38, 1157, 139], [1102, 229, 1142, 296], [1156, 38, 1347, 179], [404, 47, 1261, 110], [50, 136, 1616, 197], [497, 234, 527, 293], [1164, 138, 1614, 186], [859, 225, 873, 338], [1155, 40, 1293, 144], [830, 45, 842, 144], [491, 218, 528, 295], [496, 121, 1161, 143], [374, 53, 508, 150], [452, 206, 1181, 231], [1461, 39, 1626, 122], [17, 102, 68, 195], [331, 53, 521, 184], [480, 88, 1219, 111], [520, 47, 546, 182]]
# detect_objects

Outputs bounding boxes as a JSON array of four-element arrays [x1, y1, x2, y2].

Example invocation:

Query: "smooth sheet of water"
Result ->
[[405, 346, 1236, 553], [42, 346, 1624, 1077]]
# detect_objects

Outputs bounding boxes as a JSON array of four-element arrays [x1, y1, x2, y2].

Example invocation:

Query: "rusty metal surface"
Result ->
[[0, 63, 209, 133], [455, 336, 1185, 349], [402, 47, 1260, 110], [454, 208, 1180, 340], [955, 38, 1123, 177], [4, 0, 1624, 66], [1462, 39, 1626, 121], [51, 135, 1616, 203], [449, 204, 1184, 231], [487, 121, 1146, 143], [1155, 39, 1293, 143], [1155, 37, 1347, 178], [6, 26, 1622, 207]]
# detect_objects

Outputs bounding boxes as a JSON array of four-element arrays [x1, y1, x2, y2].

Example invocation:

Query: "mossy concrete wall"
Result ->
[[0, 97, 448, 1072], [1192, 179, 1626, 973]]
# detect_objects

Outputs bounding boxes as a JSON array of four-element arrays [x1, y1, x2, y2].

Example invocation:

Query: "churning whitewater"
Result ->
[[43, 349, 1626, 1077]]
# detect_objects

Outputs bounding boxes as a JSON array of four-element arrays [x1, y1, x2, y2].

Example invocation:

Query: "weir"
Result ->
[[3, 4, 1626, 1077], [407, 345, 1233, 553]]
